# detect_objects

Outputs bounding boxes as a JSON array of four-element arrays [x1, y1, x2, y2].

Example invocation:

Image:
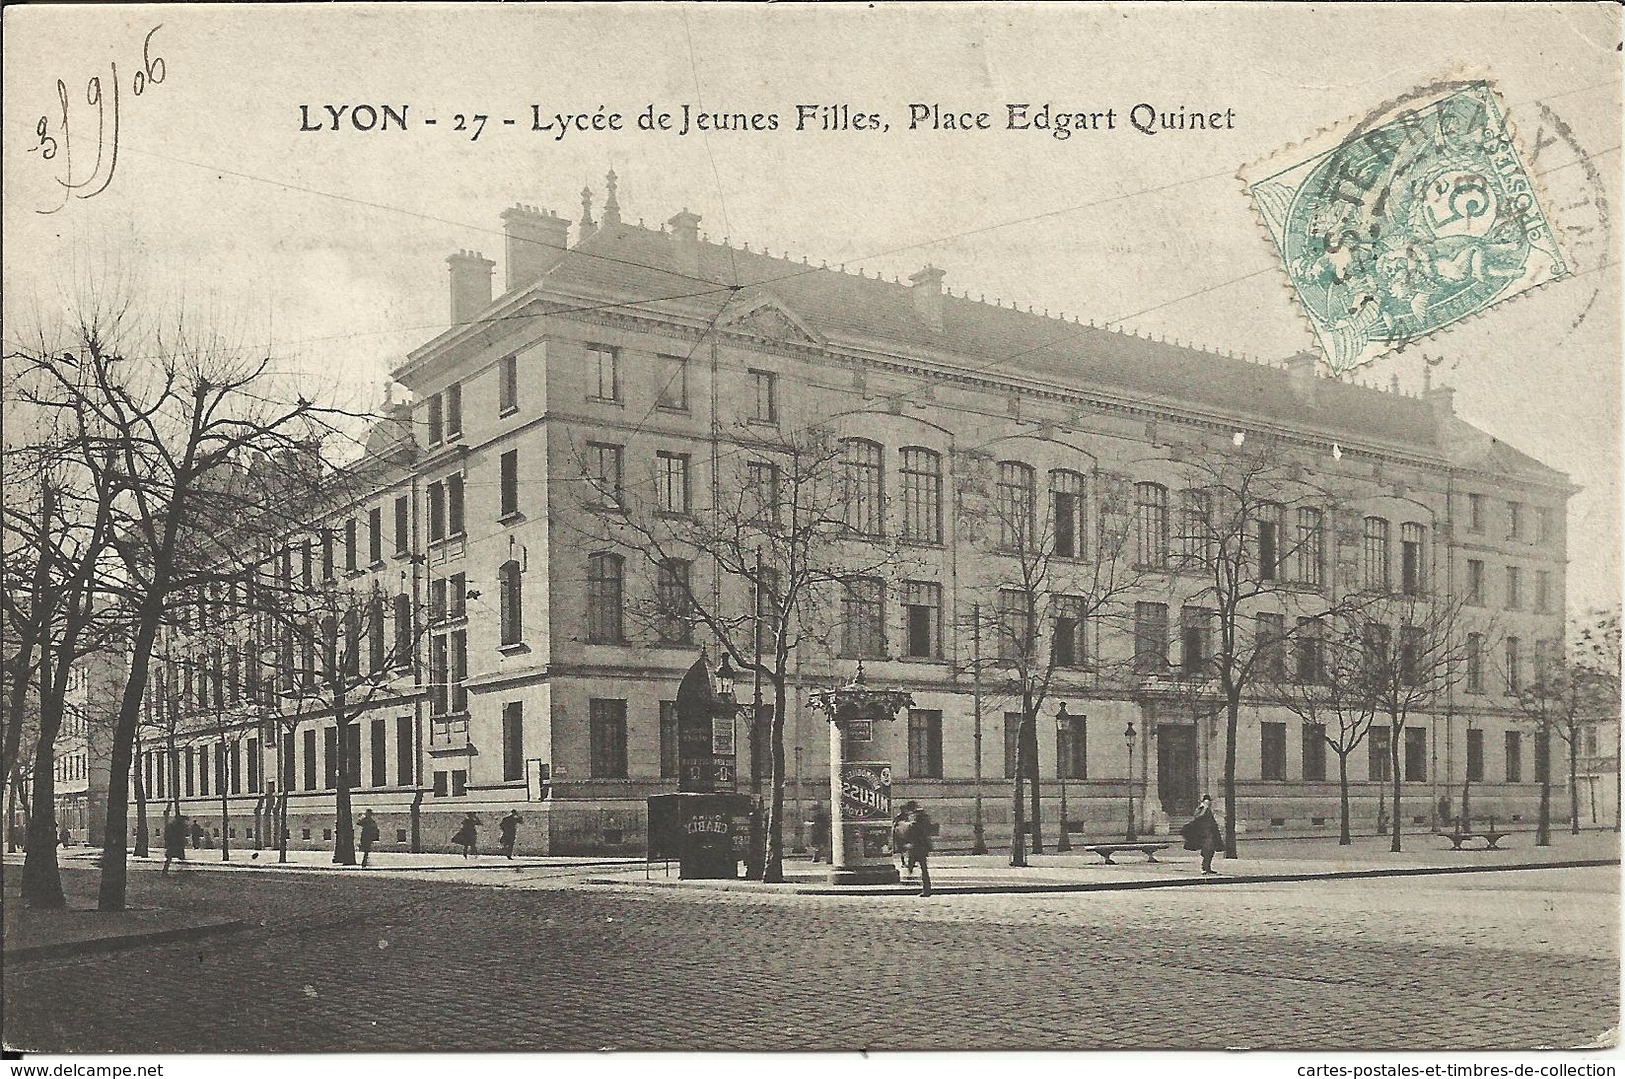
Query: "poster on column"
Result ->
[[839, 762, 892, 823]]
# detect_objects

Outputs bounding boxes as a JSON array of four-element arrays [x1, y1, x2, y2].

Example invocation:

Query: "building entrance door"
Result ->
[[1157, 725, 1197, 819]]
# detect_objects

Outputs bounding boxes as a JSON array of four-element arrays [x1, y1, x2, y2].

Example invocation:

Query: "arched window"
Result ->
[[997, 461, 1036, 551], [1363, 516, 1391, 591], [1135, 482, 1169, 568], [1401, 522, 1426, 594], [1049, 469, 1086, 559], [499, 560, 524, 646], [842, 439, 885, 535], [587, 553, 624, 643], [900, 448, 943, 543]]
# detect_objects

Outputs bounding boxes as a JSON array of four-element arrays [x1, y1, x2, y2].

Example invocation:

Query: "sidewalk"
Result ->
[[584, 829, 1623, 896], [36, 845, 644, 874]]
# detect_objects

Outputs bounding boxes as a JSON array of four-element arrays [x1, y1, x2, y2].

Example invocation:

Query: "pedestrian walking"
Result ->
[[903, 803, 934, 897], [59, 825, 71, 848], [893, 804, 914, 876], [451, 813, 480, 858], [190, 820, 203, 850], [163, 815, 188, 876], [358, 810, 380, 867], [806, 803, 830, 864], [498, 810, 521, 859], [1182, 794, 1224, 875]]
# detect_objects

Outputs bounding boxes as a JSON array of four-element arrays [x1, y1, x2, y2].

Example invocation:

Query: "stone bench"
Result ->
[[1086, 843, 1170, 865], [1440, 831, 1510, 850]]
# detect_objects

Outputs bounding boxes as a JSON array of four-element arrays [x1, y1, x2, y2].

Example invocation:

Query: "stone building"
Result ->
[[134, 176, 1577, 855]]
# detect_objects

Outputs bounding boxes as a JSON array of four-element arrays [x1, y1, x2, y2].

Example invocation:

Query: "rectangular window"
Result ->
[[1401, 522, 1426, 595], [900, 449, 943, 544], [450, 630, 468, 712], [746, 461, 780, 526], [907, 709, 944, 779], [1363, 517, 1390, 591], [1134, 602, 1169, 675], [589, 442, 624, 507], [368, 507, 383, 565], [1178, 488, 1213, 568], [1295, 617, 1324, 684], [1180, 606, 1213, 678], [1505, 731, 1522, 782], [655, 559, 693, 645], [394, 496, 409, 556], [1135, 483, 1169, 568], [589, 699, 629, 779], [1399, 625, 1423, 686], [199, 749, 210, 797], [1296, 508, 1324, 587], [1466, 729, 1484, 783], [396, 716, 413, 786], [452, 770, 467, 798], [440, 382, 462, 438], [1302, 724, 1327, 781], [1535, 506, 1552, 545], [428, 481, 446, 543], [1506, 501, 1523, 541], [841, 577, 886, 659], [844, 441, 885, 536], [1404, 727, 1427, 782], [656, 452, 690, 515], [1466, 633, 1483, 693], [430, 636, 449, 715], [324, 726, 338, 789], [344, 518, 358, 572], [901, 581, 942, 660], [589, 345, 620, 402], [500, 449, 519, 518], [751, 369, 778, 423], [433, 771, 448, 798], [370, 719, 388, 788], [1260, 722, 1287, 780], [428, 393, 444, 446], [659, 700, 680, 779], [587, 554, 625, 643], [1051, 471, 1085, 559], [1255, 505, 1282, 581], [997, 588, 1034, 662], [656, 355, 689, 411], [1467, 559, 1485, 605], [1504, 636, 1523, 694], [1243, 614, 1282, 682], [502, 702, 524, 782], [1052, 595, 1085, 668], [303, 728, 318, 791], [1368, 726, 1391, 782], [1585, 724, 1599, 757], [1534, 732, 1551, 783], [1535, 570, 1551, 613], [1506, 566, 1522, 610], [499, 354, 518, 414], [345, 724, 361, 788], [1467, 493, 1484, 533], [447, 473, 465, 536], [1058, 711, 1087, 780], [1003, 713, 1023, 779]]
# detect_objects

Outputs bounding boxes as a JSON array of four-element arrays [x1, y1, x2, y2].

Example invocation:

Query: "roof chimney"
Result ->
[[909, 265, 946, 331], [446, 249, 495, 327], [668, 209, 701, 278], [1285, 351, 1318, 406], [501, 205, 570, 292], [1425, 382, 1456, 419]]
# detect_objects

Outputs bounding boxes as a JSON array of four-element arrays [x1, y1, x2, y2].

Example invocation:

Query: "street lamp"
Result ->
[[1124, 720, 1138, 842], [714, 653, 738, 698], [1055, 703, 1072, 852]]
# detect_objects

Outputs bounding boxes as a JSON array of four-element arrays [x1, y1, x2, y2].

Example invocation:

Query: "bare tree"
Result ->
[[1515, 614, 1619, 843], [575, 423, 894, 883], [953, 443, 1144, 866], [1268, 613, 1377, 844]]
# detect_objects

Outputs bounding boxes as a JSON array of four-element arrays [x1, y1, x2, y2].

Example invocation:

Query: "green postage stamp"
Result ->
[[1243, 80, 1568, 375]]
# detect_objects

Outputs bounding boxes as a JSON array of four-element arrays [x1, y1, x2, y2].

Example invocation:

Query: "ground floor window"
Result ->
[[1301, 723, 1326, 781], [590, 699, 628, 779], [1260, 722, 1287, 780], [1404, 727, 1426, 782], [908, 709, 943, 779]]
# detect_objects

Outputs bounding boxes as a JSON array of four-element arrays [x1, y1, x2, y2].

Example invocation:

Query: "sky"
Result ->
[[4, 3, 1620, 612]]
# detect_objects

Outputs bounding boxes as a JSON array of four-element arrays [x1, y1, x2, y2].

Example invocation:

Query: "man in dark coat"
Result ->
[[163, 815, 188, 876], [806, 803, 830, 864], [902, 804, 935, 897], [358, 810, 381, 867], [498, 811, 521, 859], [1181, 795, 1224, 875]]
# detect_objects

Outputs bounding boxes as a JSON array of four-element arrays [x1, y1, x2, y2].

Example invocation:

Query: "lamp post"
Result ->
[[1124, 720, 1138, 842], [1055, 703, 1072, 852]]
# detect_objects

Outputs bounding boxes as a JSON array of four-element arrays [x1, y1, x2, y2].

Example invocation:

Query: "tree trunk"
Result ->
[[219, 742, 231, 862], [22, 706, 65, 909], [1010, 717, 1027, 867], [1222, 695, 1239, 858], [1459, 771, 1472, 834], [1337, 752, 1351, 845], [278, 788, 290, 863], [1023, 704, 1043, 854], [6, 767, 20, 853], [1536, 777, 1552, 846], [333, 687, 355, 865], [1389, 722, 1403, 853], [1569, 736, 1581, 836], [133, 735, 149, 858], [97, 607, 164, 912], [763, 678, 788, 883]]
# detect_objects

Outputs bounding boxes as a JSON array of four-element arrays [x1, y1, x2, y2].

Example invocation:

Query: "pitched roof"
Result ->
[[531, 219, 1564, 485]]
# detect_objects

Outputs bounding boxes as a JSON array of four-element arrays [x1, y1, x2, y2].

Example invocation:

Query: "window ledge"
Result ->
[[747, 417, 780, 427], [499, 405, 519, 419], [498, 511, 525, 525], [897, 538, 945, 550], [655, 404, 690, 415], [897, 655, 947, 665], [369, 560, 386, 570], [497, 641, 531, 656], [586, 396, 625, 407]]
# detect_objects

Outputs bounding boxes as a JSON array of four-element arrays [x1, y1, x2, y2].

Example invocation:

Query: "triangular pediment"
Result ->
[[718, 291, 824, 346]]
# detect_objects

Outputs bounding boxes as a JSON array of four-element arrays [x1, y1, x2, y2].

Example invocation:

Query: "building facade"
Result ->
[[128, 178, 1578, 855]]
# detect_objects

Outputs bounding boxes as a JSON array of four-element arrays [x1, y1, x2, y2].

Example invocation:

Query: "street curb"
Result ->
[[3, 919, 248, 962], [103, 855, 644, 874], [581, 858, 1620, 897]]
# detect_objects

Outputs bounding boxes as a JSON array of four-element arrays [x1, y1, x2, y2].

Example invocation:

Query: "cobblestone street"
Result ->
[[3, 860, 1617, 1052]]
